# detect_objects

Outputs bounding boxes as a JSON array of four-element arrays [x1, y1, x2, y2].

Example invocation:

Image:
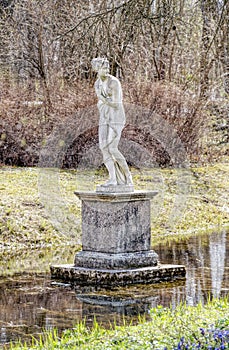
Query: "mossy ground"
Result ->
[[9, 298, 229, 350]]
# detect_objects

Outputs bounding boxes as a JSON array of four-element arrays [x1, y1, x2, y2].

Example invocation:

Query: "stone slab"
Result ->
[[50, 264, 186, 287], [74, 250, 159, 269], [75, 190, 158, 203]]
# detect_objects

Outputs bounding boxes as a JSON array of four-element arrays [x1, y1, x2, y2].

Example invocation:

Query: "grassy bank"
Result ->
[[0, 163, 228, 250], [10, 298, 229, 349], [0, 163, 228, 276], [0, 164, 228, 349]]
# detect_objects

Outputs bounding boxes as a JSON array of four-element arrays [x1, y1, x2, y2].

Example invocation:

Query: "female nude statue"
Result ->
[[91, 57, 133, 187]]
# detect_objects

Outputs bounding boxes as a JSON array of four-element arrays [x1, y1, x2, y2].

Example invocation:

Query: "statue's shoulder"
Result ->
[[108, 75, 121, 88]]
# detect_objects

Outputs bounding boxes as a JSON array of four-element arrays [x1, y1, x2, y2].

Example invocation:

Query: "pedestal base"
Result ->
[[50, 264, 186, 287], [51, 190, 186, 287], [74, 250, 159, 269]]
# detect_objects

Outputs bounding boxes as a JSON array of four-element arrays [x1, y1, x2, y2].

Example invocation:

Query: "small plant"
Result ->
[[169, 326, 229, 350]]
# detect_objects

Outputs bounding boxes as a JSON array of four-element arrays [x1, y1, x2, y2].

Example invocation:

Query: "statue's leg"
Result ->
[[113, 153, 133, 185], [108, 126, 133, 185], [103, 158, 118, 186], [99, 124, 117, 185]]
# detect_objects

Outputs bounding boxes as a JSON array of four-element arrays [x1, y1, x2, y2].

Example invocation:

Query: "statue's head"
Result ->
[[91, 57, 110, 73]]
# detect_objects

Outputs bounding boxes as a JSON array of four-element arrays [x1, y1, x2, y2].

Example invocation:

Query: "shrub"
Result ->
[[0, 76, 205, 167]]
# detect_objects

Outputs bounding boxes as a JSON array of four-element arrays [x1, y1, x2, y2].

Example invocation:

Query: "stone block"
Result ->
[[50, 190, 186, 286], [75, 191, 157, 254], [74, 250, 159, 269], [50, 264, 186, 287]]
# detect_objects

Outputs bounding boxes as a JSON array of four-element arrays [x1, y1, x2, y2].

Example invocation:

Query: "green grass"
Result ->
[[149, 163, 229, 244], [0, 165, 228, 348], [0, 164, 228, 274], [0, 164, 228, 248], [9, 298, 229, 349]]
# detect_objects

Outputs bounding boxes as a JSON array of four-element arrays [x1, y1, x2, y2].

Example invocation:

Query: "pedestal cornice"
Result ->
[[74, 190, 158, 202]]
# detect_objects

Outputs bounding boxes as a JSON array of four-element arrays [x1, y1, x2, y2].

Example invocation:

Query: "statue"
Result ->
[[91, 57, 133, 188]]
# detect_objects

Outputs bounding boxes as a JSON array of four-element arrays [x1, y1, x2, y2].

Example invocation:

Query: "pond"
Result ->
[[0, 230, 228, 348]]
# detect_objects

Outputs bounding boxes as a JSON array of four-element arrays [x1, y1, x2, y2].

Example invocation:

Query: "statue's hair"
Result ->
[[91, 57, 109, 71]]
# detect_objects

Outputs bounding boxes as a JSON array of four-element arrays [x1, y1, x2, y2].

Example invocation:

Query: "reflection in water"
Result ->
[[0, 231, 228, 347], [209, 232, 226, 298], [154, 231, 228, 306], [73, 279, 186, 326]]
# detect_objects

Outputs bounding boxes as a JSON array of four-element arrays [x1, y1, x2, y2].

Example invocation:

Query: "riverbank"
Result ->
[[0, 164, 228, 349], [0, 163, 228, 251], [9, 298, 229, 349]]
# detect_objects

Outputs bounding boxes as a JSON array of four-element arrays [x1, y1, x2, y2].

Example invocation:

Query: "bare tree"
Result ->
[[0, 0, 228, 166]]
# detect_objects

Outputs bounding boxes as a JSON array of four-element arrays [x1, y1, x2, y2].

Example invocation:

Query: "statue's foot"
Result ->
[[126, 175, 133, 185], [102, 179, 117, 187]]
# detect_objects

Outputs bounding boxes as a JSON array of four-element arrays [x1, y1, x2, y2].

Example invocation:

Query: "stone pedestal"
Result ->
[[50, 190, 186, 286], [74, 191, 158, 269]]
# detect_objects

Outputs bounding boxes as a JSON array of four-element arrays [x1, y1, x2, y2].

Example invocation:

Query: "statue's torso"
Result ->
[[95, 75, 125, 126]]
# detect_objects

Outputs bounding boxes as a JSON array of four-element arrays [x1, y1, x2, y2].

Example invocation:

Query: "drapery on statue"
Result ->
[[91, 57, 133, 188]]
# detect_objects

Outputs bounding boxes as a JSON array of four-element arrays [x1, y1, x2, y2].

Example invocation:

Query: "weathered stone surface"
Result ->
[[50, 189, 186, 286], [74, 191, 158, 254], [50, 264, 186, 286], [82, 200, 150, 253], [75, 190, 158, 202], [74, 250, 159, 269]]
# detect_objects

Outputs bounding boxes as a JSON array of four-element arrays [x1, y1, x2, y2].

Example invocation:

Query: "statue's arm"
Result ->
[[95, 78, 122, 109], [98, 79, 121, 109], [94, 80, 101, 99], [95, 80, 108, 105], [107, 79, 122, 109]]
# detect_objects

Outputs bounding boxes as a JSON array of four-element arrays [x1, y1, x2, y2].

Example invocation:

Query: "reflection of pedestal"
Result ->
[[76, 293, 157, 318], [51, 190, 186, 286]]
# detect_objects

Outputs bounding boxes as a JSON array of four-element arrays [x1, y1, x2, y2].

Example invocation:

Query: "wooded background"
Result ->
[[0, 0, 228, 167]]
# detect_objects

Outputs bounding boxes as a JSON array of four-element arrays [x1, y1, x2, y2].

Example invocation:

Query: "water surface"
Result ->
[[0, 231, 228, 347]]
